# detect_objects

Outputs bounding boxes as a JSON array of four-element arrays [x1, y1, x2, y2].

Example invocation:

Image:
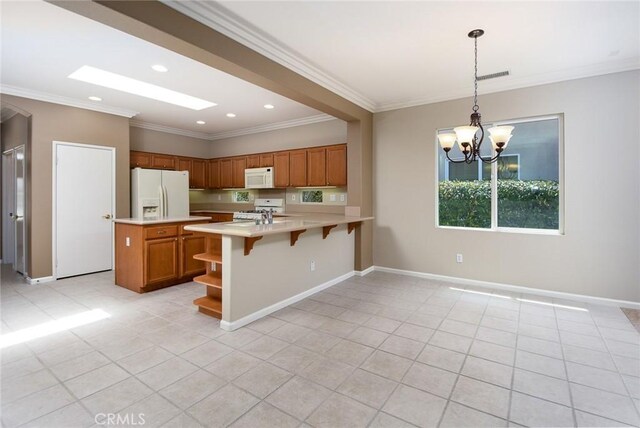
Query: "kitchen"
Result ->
[[1, 1, 638, 428]]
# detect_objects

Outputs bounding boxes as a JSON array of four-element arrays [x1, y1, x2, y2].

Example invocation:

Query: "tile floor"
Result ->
[[1, 264, 639, 428]]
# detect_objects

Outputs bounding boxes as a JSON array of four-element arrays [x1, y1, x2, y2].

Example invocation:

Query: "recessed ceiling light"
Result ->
[[68, 66, 216, 110], [263, 104, 275, 109], [226, 113, 236, 118], [88, 96, 102, 101], [151, 64, 168, 72], [196, 120, 206, 125]]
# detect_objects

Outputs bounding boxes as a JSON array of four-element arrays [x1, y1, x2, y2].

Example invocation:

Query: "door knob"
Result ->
[[102, 214, 112, 219]]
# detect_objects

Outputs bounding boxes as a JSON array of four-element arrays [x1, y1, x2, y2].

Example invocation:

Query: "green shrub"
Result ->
[[439, 180, 559, 229]]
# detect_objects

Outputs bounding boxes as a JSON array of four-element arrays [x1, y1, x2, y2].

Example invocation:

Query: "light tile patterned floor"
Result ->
[[1, 264, 639, 427]]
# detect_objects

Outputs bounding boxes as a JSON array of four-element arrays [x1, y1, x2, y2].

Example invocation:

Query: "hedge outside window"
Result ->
[[234, 191, 250, 203], [437, 116, 561, 231]]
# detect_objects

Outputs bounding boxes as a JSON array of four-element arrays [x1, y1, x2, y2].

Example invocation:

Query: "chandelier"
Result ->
[[438, 29, 514, 164]]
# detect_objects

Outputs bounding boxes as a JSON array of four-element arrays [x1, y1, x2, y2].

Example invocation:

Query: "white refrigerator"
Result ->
[[131, 168, 189, 219]]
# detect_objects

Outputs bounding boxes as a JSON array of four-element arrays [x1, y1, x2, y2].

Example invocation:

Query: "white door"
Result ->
[[14, 146, 25, 274], [2, 150, 16, 265], [55, 142, 114, 278]]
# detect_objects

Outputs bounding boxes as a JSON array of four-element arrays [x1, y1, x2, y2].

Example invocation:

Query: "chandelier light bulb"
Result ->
[[437, 133, 457, 151]]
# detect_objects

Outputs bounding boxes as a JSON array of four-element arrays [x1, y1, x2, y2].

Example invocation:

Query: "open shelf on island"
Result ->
[[193, 252, 222, 263], [193, 295, 222, 318], [194, 271, 222, 289]]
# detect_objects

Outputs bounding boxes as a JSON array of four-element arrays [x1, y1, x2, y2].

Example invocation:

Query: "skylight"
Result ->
[[68, 66, 216, 110]]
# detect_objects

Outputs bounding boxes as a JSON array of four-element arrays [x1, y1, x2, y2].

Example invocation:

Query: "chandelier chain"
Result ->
[[473, 35, 479, 113]]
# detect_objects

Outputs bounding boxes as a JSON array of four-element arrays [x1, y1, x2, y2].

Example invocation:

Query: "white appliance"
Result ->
[[131, 168, 189, 219], [233, 198, 284, 222], [244, 167, 274, 189]]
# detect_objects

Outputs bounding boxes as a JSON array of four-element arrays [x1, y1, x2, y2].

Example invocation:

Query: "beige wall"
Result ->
[[1, 113, 29, 151], [209, 119, 347, 158], [373, 71, 640, 302], [1, 95, 130, 279], [223, 226, 354, 324], [130, 126, 211, 158]]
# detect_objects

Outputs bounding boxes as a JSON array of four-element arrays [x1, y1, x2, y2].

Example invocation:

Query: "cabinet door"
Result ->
[[273, 152, 290, 187], [151, 154, 176, 170], [144, 237, 179, 285], [130, 151, 151, 168], [307, 147, 326, 186], [232, 157, 247, 188], [219, 159, 233, 188], [192, 159, 207, 189], [180, 235, 205, 277], [259, 153, 274, 167], [208, 160, 220, 189], [326, 145, 347, 186], [246, 155, 260, 168], [288, 150, 307, 187], [176, 158, 192, 186]]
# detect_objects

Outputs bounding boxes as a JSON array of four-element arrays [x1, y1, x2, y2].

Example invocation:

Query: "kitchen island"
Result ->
[[113, 216, 210, 293], [184, 214, 373, 330]]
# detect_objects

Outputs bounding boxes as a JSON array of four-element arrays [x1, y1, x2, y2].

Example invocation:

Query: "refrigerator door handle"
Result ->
[[163, 185, 169, 217], [158, 185, 164, 218]]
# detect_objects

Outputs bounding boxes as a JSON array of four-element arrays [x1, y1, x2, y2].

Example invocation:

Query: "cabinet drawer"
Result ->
[[145, 225, 178, 240]]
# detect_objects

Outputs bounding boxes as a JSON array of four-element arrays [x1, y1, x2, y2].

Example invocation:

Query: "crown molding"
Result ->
[[374, 57, 640, 112], [163, 0, 377, 112], [208, 114, 335, 141], [129, 120, 211, 140], [0, 85, 139, 118]]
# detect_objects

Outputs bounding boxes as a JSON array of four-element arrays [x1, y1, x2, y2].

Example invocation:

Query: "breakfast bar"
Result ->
[[184, 214, 373, 330]]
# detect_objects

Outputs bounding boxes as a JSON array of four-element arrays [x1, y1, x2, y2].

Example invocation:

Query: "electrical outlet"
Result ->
[[217, 194, 222, 201], [329, 194, 336, 202], [340, 194, 345, 202], [310, 260, 316, 271], [292, 194, 296, 201], [125, 237, 130, 247], [456, 254, 463, 263]]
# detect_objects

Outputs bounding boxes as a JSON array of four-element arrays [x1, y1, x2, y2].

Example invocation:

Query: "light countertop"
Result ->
[[184, 213, 373, 237], [113, 216, 211, 225], [190, 210, 236, 214]]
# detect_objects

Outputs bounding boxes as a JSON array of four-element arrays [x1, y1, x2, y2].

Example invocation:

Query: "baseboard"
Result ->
[[354, 266, 375, 276], [220, 270, 356, 331], [26, 276, 55, 285], [374, 266, 640, 310]]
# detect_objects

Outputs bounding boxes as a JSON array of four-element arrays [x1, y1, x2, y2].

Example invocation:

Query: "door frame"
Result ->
[[52, 141, 116, 279], [2, 147, 18, 267]]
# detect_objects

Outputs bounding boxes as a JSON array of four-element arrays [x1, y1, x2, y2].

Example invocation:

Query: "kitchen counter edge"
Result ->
[[113, 216, 211, 225]]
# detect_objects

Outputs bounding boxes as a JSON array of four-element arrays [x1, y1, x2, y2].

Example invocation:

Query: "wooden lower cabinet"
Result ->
[[115, 221, 206, 293]]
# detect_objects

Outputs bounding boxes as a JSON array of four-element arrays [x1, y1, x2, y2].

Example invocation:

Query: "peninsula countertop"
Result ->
[[184, 213, 373, 237], [113, 216, 211, 225]]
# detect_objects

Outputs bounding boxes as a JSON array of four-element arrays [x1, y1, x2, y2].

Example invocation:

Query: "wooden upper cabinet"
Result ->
[[273, 151, 290, 188], [232, 157, 246, 188], [246, 155, 260, 169], [177, 158, 191, 172], [289, 150, 307, 187], [326, 145, 347, 186], [151, 154, 176, 170], [130, 151, 151, 168], [259, 153, 274, 167], [208, 159, 220, 189], [219, 158, 233, 188], [307, 147, 327, 186], [191, 159, 207, 189]]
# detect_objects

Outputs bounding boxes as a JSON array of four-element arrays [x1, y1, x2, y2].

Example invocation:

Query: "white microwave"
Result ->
[[244, 167, 274, 189]]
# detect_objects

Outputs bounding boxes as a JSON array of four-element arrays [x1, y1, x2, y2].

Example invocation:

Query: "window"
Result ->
[[301, 190, 323, 203], [437, 116, 561, 232], [234, 191, 249, 203]]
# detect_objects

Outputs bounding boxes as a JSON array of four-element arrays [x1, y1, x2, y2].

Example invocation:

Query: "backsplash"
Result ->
[[189, 188, 346, 214]]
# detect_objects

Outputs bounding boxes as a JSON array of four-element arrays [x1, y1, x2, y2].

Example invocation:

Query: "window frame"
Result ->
[[435, 114, 564, 235], [300, 189, 324, 204], [233, 191, 250, 203]]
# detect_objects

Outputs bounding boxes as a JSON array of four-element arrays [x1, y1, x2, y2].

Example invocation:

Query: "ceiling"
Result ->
[[0, 0, 327, 137], [168, 0, 640, 112]]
